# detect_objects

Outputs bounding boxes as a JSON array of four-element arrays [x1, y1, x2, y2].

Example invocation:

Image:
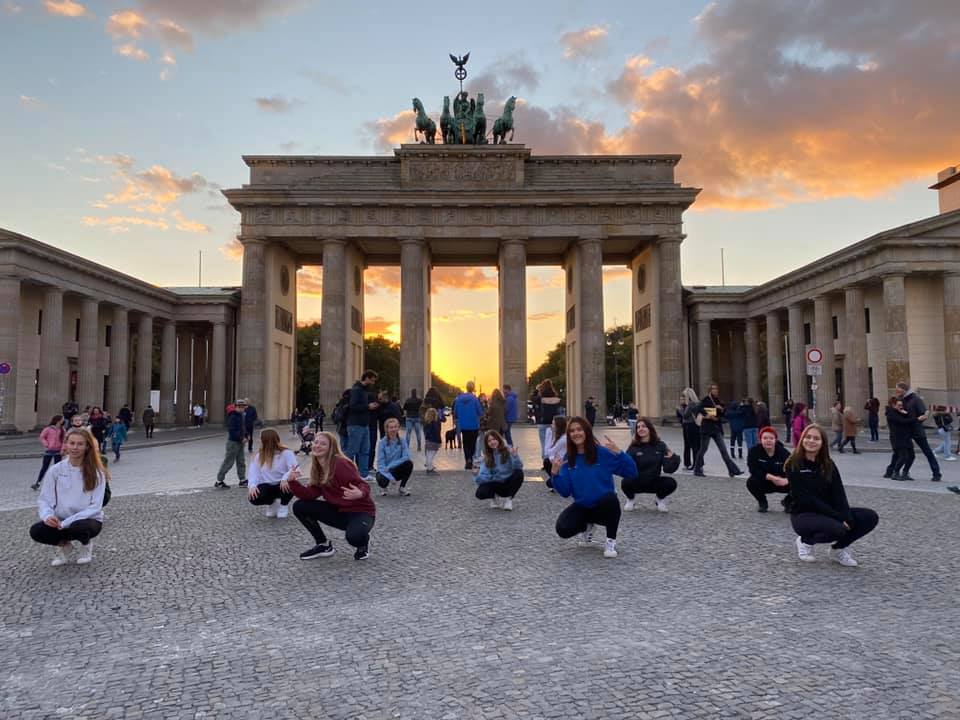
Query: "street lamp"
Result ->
[[312, 339, 320, 406]]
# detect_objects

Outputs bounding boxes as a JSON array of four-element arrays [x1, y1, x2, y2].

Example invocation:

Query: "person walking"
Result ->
[[745, 426, 790, 512], [829, 401, 844, 450], [782, 399, 794, 441], [791, 402, 809, 446], [284, 431, 375, 561], [503, 384, 519, 446], [787, 424, 879, 566], [87, 407, 109, 452], [344, 370, 379, 480], [838, 405, 861, 454], [536, 380, 562, 455], [486, 388, 508, 437], [726, 399, 745, 459], [33, 415, 64, 491], [215, 401, 247, 489], [108, 415, 128, 462], [896, 382, 942, 481], [741, 398, 760, 451], [192, 402, 204, 428], [623, 417, 680, 513], [30, 427, 108, 566], [117, 404, 133, 429], [243, 400, 259, 453], [61, 401, 79, 425], [423, 407, 441, 473], [453, 381, 483, 470], [402, 389, 424, 452], [246, 428, 298, 518], [549, 417, 638, 559], [474, 430, 524, 510], [678, 388, 701, 471], [692, 384, 743, 478], [374, 417, 414, 496], [315, 405, 326, 433], [864, 397, 881, 442], [332, 389, 350, 449], [883, 397, 916, 481], [584, 397, 598, 427], [932, 408, 958, 461], [141, 405, 156, 438]]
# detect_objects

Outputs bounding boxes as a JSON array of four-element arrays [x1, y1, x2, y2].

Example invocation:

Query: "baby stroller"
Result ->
[[299, 423, 316, 455]]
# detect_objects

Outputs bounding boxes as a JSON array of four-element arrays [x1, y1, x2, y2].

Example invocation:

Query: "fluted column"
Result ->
[[813, 296, 836, 423], [210, 321, 227, 424], [159, 321, 176, 424], [765, 311, 784, 417], [135, 314, 153, 419], [943, 274, 960, 407], [237, 238, 267, 408], [192, 329, 208, 406], [731, 324, 747, 400], [883, 274, 909, 399], [38, 287, 66, 422], [579, 237, 605, 415], [107, 306, 129, 413], [843, 287, 869, 417], [319, 239, 347, 410], [657, 236, 684, 420], [744, 318, 761, 401], [175, 329, 192, 425], [787, 303, 806, 405], [498, 238, 527, 409], [696, 320, 712, 395], [400, 238, 430, 398], [0, 276, 21, 432], [77, 298, 100, 410]]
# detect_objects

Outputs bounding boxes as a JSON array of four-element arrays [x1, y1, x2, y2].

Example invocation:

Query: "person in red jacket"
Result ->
[[282, 431, 376, 561]]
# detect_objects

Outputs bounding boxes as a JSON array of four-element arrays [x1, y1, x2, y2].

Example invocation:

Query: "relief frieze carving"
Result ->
[[407, 159, 514, 184]]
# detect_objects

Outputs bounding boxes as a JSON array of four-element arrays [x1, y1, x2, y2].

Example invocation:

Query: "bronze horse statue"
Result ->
[[412, 98, 436, 144], [492, 96, 516, 144], [440, 96, 453, 145], [472, 93, 487, 145]]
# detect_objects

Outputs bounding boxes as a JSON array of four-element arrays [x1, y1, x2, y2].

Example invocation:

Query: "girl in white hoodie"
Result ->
[[247, 428, 300, 518]]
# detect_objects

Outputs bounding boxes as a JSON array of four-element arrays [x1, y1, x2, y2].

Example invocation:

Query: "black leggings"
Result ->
[[292, 500, 374, 549], [791, 508, 879, 549], [887, 447, 915, 475], [745, 476, 789, 507], [682, 424, 700, 467], [376, 460, 414, 489], [621, 475, 677, 500], [249, 483, 293, 506], [462, 430, 479, 464], [555, 493, 621, 540], [30, 519, 102, 546], [475, 468, 524, 499], [36, 451, 60, 485]]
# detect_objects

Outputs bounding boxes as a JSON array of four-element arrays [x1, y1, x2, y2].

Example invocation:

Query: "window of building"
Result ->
[[803, 322, 811, 345], [105, 325, 112, 347], [832, 316, 839, 340], [75, 317, 81, 342], [37, 309, 43, 335], [566, 306, 576, 333], [864, 307, 871, 334], [835, 367, 844, 403]]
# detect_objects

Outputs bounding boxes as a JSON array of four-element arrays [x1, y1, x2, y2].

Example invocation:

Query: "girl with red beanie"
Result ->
[[745, 426, 791, 512]]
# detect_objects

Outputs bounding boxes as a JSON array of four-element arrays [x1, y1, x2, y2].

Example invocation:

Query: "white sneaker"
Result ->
[[264, 499, 280, 518], [623, 498, 636, 511], [489, 498, 499, 509], [655, 498, 669, 513], [51, 545, 71, 566], [829, 546, 859, 567], [276, 503, 289, 519], [795, 536, 816, 562], [75, 541, 93, 565], [365, 474, 376, 483], [578, 524, 595, 547], [398, 486, 411, 497], [502, 497, 513, 511], [380, 487, 389, 496], [603, 538, 618, 558]]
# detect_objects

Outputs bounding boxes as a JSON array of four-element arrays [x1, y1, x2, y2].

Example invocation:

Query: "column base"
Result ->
[[0, 425, 24, 436]]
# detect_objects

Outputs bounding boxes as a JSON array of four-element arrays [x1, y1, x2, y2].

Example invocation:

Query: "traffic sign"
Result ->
[[806, 347, 823, 364], [807, 364, 823, 376]]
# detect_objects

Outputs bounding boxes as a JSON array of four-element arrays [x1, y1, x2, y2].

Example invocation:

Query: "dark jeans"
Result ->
[[249, 483, 293, 506], [555, 493, 621, 540], [868, 415, 879, 441], [745, 476, 789, 508], [621, 475, 677, 500], [912, 433, 941, 477], [462, 429, 479, 465], [376, 460, 414, 488], [504, 423, 513, 446], [681, 424, 700, 467], [790, 508, 879, 549], [475, 468, 525, 499], [30, 519, 102, 546], [144, 423, 155, 438], [839, 436, 858, 452], [292, 500, 375, 549], [245, 431, 255, 453], [36, 451, 60, 485], [694, 424, 740, 474], [730, 430, 743, 450], [368, 425, 378, 470]]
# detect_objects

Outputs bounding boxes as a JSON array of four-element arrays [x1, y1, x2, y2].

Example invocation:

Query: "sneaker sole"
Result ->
[[300, 550, 335, 560]]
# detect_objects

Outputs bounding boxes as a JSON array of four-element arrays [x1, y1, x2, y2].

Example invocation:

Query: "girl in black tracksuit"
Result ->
[[884, 398, 915, 480], [745, 426, 791, 512], [623, 417, 679, 513]]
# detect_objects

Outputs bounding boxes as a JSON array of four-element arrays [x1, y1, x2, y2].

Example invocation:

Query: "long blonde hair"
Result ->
[[309, 431, 353, 486], [64, 427, 109, 492], [257, 428, 285, 467], [424, 407, 438, 423]]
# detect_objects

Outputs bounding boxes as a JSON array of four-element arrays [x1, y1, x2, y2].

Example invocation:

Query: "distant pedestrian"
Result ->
[[678, 388, 701, 471], [932, 408, 957, 461], [87, 407, 109, 451], [741, 398, 759, 451], [33, 415, 64, 490], [542, 415, 568, 489], [692, 384, 742, 478], [215, 401, 247, 489], [247, 428, 298, 519], [864, 397, 881, 442], [896, 382, 941, 481], [474, 430, 524, 511], [117, 404, 133, 429], [61, 401, 78, 424], [374, 417, 413, 497], [782, 399, 794, 441], [108, 416, 127, 462], [791, 402, 809, 445], [503, 384, 519, 446], [423, 407, 441, 473], [626, 403, 639, 436], [830, 401, 844, 450], [623, 417, 680, 513], [486, 388, 508, 437], [192, 403, 204, 427], [755, 401, 770, 431], [141, 405, 155, 438], [453, 381, 484, 470], [883, 397, 915, 481], [344, 371, 379, 481], [243, 401, 259, 453], [584, 397, 597, 427], [315, 405, 326, 433], [535, 380, 562, 456], [726, 400, 745, 459], [745, 426, 790, 513], [402, 389, 424, 452], [838, 405, 861, 454]]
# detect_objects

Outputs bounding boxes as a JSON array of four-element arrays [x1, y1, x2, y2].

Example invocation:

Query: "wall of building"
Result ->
[[905, 275, 946, 398], [631, 246, 656, 416], [265, 245, 297, 421]]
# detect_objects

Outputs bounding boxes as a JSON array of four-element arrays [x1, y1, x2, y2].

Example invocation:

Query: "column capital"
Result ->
[[398, 236, 426, 247], [578, 230, 605, 245], [881, 271, 906, 281], [42, 285, 64, 297], [657, 233, 686, 244], [320, 237, 346, 248], [500, 236, 528, 247], [238, 236, 267, 247]]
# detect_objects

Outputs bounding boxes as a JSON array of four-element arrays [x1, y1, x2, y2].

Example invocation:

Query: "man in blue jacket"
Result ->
[[216, 400, 247, 489], [503, 384, 519, 446], [453, 381, 483, 469]]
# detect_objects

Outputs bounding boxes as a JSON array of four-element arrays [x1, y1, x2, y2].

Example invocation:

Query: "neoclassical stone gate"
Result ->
[[223, 144, 699, 422]]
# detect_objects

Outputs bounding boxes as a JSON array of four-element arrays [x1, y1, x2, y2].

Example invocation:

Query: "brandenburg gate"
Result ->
[[223, 143, 699, 422]]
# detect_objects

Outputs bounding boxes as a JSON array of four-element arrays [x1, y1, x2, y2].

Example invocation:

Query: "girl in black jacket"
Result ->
[[883, 397, 915, 481], [786, 424, 879, 566], [745, 426, 790, 512], [623, 418, 680, 513]]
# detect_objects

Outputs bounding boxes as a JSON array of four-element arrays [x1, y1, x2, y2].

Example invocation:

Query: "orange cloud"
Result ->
[[255, 95, 301, 113], [156, 18, 193, 51], [365, 266, 401, 294], [364, 316, 399, 339], [560, 25, 609, 59], [433, 267, 497, 292], [603, 267, 630, 281], [296, 266, 322, 295], [171, 209, 209, 233], [364, 110, 415, 153], [219, 238, 243, 260], [43, 0, 88, 17], [19, 95, 44, 109], [107, 10, 147, 37], [82, 215, 168, 232], [115, 44, 150, 61], [528, 312, 560, 321]]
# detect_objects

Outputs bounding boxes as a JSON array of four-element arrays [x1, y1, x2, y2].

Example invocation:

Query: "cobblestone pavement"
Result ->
[[2, 427, 959, 719]]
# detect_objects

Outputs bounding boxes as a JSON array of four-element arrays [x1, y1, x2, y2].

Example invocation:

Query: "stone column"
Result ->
[[0, 276, 21, 433], [843, 286, 869, 417], [319, 239, 347, 410], [107, 306, 129, 414], [135, 314, 153, 419], [883, 274, 909, 399], [175, 329, 192, 425], [210, 321, 227, 424], [498, 238, 527, 408], [731, 324, 747, 400], [944, 273, 960, 407], [38, 287, 66, 423], [744, 317, 761, 401], [159, 321, 176, 424], [237, 239, 267, 408], [813, 296, 836, 423], [657, 236, 684, 421], [400, 238, 430, 398], [696, 320, 712, 395], [579, 237, 605, 415], [765, 311, 784, 416], [192, 328, 208, 406], [77, 298, 100, 410], [787, 303, 806, 405]]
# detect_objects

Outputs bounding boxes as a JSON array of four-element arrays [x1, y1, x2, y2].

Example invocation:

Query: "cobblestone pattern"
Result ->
[[3, 461, 959, 719]]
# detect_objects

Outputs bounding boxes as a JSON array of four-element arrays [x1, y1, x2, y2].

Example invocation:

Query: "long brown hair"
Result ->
[[785, 423, 834, 480], [481, 430, 510, 468], [551, 415, 567, 439], [630, 417, 660, 446], [64, 427, 109, 491], [565, 417, 598, 466], [309, 431, 353, 486], [257, 428, 286, 468]]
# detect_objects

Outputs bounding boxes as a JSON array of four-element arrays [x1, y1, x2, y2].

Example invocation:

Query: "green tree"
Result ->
[[295, 323, 323, 408], [363, 336, 401, 397], [604, 325, 633, 410], [528, 340, 566, 397]]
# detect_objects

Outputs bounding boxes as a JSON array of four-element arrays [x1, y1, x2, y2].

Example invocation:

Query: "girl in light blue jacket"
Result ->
[[375, 418, 414, 496], [474, 430, 524, 511]]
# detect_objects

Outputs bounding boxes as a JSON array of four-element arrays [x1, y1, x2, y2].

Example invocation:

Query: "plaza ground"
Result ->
[[2, 426, 959, 719]]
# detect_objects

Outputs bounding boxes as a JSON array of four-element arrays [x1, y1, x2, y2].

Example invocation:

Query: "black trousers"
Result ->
[[839, 436, 858, 452], [30, 519, 102, 546], [249, 483, 293, 506], [745, 476, 789, 508], [912, 433, 941, 476], [245, 431, 254, 453], [621, 475, 677, 500], [36, 451, 60, 485], [475, 468, 525, 499], [868, 415, 879, 441], [462, 430, 479, 464], [555, 493, 621, 540], [886, 447, 915, 475], [292, 500, 375, 549], [376, 460, 414, 488], [144, 423, 155, 438], [681, 424, 700, 467], [694, 424, 740, 474], [791, 508, 878, 549]]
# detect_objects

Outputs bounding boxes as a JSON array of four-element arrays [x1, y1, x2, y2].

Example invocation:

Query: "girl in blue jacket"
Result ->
[[474, 430, 524, 510], [550, 417, 638, 558], [375, 418, 413, 496]]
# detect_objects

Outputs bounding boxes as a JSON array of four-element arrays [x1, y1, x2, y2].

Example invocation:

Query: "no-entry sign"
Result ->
[[806, 347, 823, 364]]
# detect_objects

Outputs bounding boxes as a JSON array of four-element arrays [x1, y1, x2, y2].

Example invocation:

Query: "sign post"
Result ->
[[0, 361, 11, 427], [805, 347, 823, 416]]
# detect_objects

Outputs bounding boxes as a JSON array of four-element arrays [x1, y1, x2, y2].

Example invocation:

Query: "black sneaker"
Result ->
[[757, 504, 769, 513], [729, 468, 744, 477], [947, 486, 960, 494], [882, 470, 893, 479], [300, 543, 335, 560], [693, 470, 705, 477], [353, 546, 370, 561], [932, 475, 942, 482], [214, 480, 230, 489], [238, 479, 248, 487], [901, 474, 915, 481]]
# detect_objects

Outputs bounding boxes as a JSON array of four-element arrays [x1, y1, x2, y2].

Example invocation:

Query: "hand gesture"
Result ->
[[600, 435, 620, 454], [509, 445, 519, 457], [43, 515, 61, 529], [248, 485, 260, 500], [664, 450, 674, 458], [342, 483, 363, 500], [770, 475, 788, 488], [550, 457, 563, 476], [368, 401, 380, 410]]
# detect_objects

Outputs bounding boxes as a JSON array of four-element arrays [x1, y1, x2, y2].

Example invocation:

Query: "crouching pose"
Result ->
[[475, 430, 524, 510], [374, 417, 413, 496], [745, 426, 791, 512], [30, 427, 108, 566], [787, 424, 879, 567], [541, 416, 567, 491], [550, 417, 638, 558], [247, 428, 298, 518], [623, 417, 680, 512], [283, 431, 376, 561]]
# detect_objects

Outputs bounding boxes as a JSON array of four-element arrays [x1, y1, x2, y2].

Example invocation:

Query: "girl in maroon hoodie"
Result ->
[[282, 431, 376, 561]]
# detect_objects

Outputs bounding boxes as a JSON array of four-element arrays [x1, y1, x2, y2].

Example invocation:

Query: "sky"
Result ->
[[2, 0, 959, 392]]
